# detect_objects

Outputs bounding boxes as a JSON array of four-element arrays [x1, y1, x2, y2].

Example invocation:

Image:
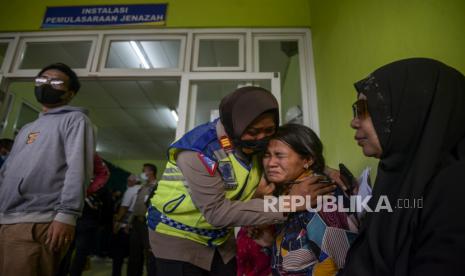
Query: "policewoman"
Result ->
[[148, 86, 288, 275]]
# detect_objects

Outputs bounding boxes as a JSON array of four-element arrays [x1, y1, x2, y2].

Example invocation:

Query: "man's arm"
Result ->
[[47, 116, 95, 251], [113, 187, 139, 233], [114, 206, 129, 222], [54, 117, 95, 225]]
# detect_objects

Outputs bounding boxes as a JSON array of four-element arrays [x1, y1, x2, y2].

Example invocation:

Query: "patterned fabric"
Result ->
[[272, 196, 358, 276]]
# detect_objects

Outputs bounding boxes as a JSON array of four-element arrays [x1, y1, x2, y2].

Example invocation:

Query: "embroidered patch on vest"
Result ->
[[219, 136, 233, 152], [27, 132, 40, 144], [198, 153, 218, 176], [218, 161, 238, 190]]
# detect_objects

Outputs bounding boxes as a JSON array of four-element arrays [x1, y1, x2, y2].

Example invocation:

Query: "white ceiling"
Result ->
[[73, 78, 180, 161]]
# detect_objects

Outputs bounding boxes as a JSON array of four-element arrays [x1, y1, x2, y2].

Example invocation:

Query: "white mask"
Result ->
[[140, 172, 148, 181]]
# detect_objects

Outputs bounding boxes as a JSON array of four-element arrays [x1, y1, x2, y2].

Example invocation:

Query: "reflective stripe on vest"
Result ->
[[150, 152, 261, 247], [147, 206, 229, 247]]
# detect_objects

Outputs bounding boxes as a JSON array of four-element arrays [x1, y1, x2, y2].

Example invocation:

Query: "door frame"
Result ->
[[176, 72, 281, 140]]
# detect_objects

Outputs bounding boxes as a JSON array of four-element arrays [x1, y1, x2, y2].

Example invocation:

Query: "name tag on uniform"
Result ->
[[218, 161, 238, 190]]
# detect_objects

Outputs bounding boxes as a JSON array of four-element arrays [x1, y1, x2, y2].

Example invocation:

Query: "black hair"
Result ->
[[37, 63, 81, 93], [143, 163, 158, 176], [272, 124, 325, 174], [0, 138, 14, 152]]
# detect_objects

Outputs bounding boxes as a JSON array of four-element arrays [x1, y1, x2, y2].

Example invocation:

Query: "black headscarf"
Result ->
[[219, 86, 279, 141], [343, 58, 465, 275]]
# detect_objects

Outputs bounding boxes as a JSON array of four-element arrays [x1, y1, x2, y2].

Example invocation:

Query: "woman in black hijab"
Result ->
[[344, 58, 465, 275]]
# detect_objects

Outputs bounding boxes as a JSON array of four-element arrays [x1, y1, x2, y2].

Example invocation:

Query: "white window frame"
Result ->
[[0, 28, 319, 135], [98, 34, 187, 75], [13, 99, 41, 134], [0, 38, 15, 75], [253, 32, 319, 134], [0, 36, 16, 133], [176, 72, 280, 139], [11, 35, 98, 76], [192, 34, 245, 72], [0, 85, 14, 133]]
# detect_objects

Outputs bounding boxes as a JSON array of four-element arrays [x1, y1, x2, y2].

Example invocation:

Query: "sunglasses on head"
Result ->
[[352, 99, 368, 119]]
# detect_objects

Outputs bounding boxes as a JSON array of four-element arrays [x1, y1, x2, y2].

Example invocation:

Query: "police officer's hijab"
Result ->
[[219, 86, 279, 147]]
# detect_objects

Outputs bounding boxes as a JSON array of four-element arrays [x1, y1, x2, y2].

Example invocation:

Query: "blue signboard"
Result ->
[[42, 4, 167, 28]]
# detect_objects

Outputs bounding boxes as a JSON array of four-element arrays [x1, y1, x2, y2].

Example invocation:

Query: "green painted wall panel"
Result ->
[[0, 0, 311, 32], [310, 0, 465, 176]]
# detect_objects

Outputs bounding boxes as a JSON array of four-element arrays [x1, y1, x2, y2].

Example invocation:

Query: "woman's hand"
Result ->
[[289, 175, 336, 210], [253, 176, 276, 198], [325, 166, 348, 191]]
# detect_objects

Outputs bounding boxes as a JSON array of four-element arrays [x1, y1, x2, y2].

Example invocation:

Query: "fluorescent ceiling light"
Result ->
[[130, 41, 150, 69], [171, 109, 179, 122]]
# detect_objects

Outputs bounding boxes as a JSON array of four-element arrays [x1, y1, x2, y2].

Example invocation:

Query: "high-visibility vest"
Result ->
[[148, 120, 261, 247]]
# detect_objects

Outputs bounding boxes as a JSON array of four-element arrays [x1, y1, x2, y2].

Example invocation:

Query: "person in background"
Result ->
[[128, 163, 157, 276], [112, 190, 123, 212], [343, 58, 465, 275], [0, 138, 13, 168], [68, 154, 111, 276], [112, 174, 141, 276], [57, 154, 111, 276], [0, 62, 95, 276]]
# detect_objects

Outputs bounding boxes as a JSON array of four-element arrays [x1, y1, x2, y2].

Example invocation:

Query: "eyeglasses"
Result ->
[[352, 99, 368, 119], [34, 77, 67, 90]]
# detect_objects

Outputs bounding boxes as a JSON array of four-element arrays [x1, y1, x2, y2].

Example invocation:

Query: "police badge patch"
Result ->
[[218, 160, 238, 190], [197, 153, 218, 176]]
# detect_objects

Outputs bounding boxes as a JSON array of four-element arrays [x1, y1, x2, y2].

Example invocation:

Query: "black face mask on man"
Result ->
[[235, 137, 270, 153], [34, 85, 66, 105]]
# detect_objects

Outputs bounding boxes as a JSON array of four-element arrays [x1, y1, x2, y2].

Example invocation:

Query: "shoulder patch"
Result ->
[[27, 132, 40, 144], [197, 153, 218, 176]]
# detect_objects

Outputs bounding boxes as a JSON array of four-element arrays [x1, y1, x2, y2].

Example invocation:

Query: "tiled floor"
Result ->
[[81, 257, 147, 276], [81, 257, 115, 276]]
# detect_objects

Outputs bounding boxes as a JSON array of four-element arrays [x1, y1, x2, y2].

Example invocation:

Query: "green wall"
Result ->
[[310, 0, 465, 176], [0, 0, 311, 32]]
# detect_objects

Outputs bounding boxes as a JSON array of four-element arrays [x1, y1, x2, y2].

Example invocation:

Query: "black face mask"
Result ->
[[236, 137, 270, 154], [34, 85, 66, 105]]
